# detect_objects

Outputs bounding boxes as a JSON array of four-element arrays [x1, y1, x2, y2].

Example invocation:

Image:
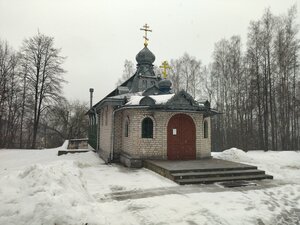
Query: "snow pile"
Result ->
[[60, 151, 102, 168], [1, 147, 300, 225], [214, 148, 300, 183], [0, 150, 176, 225], [60, 140, 69, 149], [42, 139, 69, 151], [213, 148, 255, 163], [248, 150, 300, 182], [0, 160, 106, 225]]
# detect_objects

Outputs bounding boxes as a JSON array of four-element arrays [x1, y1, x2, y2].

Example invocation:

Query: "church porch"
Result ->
[[144, 159, 273, 185]]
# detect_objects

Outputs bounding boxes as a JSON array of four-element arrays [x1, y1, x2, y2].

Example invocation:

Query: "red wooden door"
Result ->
[[167, 114, 196, 160]]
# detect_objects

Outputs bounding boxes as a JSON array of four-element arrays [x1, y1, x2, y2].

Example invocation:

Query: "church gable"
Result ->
[[142, 85, 160, 96], [139, 96, 155, 106], [165, 90, 199, 109]]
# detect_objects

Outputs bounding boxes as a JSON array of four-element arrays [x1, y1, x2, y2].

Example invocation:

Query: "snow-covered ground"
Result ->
[[0, 143, 299, 225]]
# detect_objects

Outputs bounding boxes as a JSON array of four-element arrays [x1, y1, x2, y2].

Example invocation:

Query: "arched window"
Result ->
[[142, 117, 153, 138], [204, 120, 208, 139], [125, 120, 129, 137]]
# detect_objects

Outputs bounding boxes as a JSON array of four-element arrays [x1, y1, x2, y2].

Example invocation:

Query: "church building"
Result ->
[[88, 24, 217, 167]]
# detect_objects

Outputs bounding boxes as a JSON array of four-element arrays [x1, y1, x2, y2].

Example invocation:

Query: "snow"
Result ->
[[212, 147, 256, 163], [0, 145, 300, 225], [125, 95, 144, 105], [213, 148, 300, 183], [150, 94, 175, 104], [126, 94, 174, 105]]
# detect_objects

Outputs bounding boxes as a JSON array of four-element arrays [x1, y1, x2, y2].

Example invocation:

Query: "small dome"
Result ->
[[136, 46, 155, 65], [158, 79, 172, 88], [158, 79, 172, 93]]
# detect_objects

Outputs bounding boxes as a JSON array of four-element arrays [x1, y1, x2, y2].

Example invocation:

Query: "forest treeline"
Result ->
[[2, 7, 299, 150], [169, 7, 300, 151], [120, 6, 300, 151], [0, 32, 88, 149]]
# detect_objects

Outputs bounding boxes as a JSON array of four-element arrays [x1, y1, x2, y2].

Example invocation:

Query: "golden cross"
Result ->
[[160, 61, 171, 79], [140, 23, 152, 47]]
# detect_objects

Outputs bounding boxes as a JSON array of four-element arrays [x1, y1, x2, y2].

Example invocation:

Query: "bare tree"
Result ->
[[20, 32, 66, 148], [169, 58, 183, 93], [209, 5, 300, 151], [247, 20, 264, 149], [274, 5, 300, 150], [116, 59, 135, 85], [169, 53, 202, 99], [41, 100, 89, 147], [0, 40, 20, 147], [202, 65, 213, 103]]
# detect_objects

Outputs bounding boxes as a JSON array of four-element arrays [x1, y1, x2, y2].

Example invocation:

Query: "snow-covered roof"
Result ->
[[126, 94, 175, 105], [151, 94, 175, 104], [88, 89, 215, 115]]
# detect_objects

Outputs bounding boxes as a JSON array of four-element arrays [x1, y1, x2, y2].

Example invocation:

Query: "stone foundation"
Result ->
[[120, 153, 143, 168]]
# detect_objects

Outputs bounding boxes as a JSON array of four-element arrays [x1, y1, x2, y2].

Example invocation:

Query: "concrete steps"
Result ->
[[144, 159, 273, 185], [176, 174, 273, 185], [172, 169, 266, 179], [167, 165, 259, 174]]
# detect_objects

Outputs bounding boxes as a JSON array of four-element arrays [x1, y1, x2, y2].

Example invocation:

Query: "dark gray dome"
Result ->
[[158, 78, 172, 93], [158, 79, 172, 88], [136, 46, 155, 65]]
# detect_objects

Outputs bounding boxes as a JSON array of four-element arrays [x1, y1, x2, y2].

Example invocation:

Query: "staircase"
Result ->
[[144, 159, 273, 185]]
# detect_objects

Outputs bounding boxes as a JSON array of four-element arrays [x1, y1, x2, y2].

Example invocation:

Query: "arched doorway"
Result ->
[[167, 114, 196, 160]]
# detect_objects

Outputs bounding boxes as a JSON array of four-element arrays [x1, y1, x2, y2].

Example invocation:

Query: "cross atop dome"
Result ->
[[160, 61, 171, 79], [140, 23, 152, 47]]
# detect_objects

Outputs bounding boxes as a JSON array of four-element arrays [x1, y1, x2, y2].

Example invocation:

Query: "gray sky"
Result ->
[[0, 0, 299, 104]]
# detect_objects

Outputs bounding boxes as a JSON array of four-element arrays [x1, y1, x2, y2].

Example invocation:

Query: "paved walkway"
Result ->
[[94, 179, 286, 202]]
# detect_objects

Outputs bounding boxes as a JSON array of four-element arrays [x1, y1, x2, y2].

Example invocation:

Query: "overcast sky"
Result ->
[[0, 0, 299, 104]]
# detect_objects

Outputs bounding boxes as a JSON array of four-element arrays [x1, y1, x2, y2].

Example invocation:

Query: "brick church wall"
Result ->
[[98, 105, 113, 161], [115, 108, 211, 160], [201, 117, 211, 158], [113, 110, 123, 156]]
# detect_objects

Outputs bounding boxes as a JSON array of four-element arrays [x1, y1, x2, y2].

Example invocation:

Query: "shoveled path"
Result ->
[[94, 179, 287, 202]]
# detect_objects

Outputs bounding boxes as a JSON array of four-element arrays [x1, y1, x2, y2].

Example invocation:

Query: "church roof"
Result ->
[[87, 25, 218, 117], [124, 90, 212, 112], [119, 89, 218, 116], [126, 94, 175, 105]]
